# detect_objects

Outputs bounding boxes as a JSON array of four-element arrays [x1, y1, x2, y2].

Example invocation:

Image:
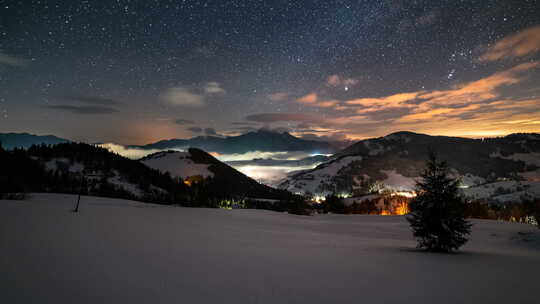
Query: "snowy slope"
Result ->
[[141, 150, 214, 178], [41, 157, 157, 199], [279, 155, 363, 195], [1, 193, 539, 304], [280, 132, 540, 199], [462, 181, 540, 203], [141, 149, 292, 200]]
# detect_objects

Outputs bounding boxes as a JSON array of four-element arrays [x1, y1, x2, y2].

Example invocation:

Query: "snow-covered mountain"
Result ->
[[2, 142, 293, 203], [141, 151, 214, 179], [141, 148, 292, 199], [279, 132, 540, 202]]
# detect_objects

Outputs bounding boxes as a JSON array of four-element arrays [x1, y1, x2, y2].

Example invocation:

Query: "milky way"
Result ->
[[1, 1, 539, 143]]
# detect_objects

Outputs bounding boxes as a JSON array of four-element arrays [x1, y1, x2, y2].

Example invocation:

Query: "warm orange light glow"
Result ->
[[394, 201, 410, 215], [183, 175, 204, 187]]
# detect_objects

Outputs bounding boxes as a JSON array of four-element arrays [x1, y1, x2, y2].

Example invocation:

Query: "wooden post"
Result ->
[[73, 173, 84, 212]]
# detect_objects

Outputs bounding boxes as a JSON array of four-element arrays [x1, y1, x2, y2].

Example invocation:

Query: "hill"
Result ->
[[0, 142, 187, 203], [141, 149, 293, 200], [279, 132, 540, 202], [1, 143, 294, 205]]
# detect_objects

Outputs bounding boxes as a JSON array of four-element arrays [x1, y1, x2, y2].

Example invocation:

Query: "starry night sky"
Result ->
[[1, 0, 540, 144]]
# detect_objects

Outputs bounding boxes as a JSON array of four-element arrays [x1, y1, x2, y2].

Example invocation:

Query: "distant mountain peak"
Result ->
[[134, 129, 337, 154], [384, 131, 423, 137], [0, 132, 70, 150]]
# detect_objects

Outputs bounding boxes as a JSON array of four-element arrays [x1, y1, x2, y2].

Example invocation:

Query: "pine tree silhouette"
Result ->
[[407, 152, 472, 252]]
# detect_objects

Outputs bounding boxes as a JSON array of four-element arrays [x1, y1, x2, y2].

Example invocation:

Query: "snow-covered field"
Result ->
[[1, 193, 539, 303]]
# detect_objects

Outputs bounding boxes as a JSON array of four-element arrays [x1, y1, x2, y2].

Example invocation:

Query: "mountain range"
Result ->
[[279, 131, 540, 203], [1, 130, 344, 155], [3, 130, 540, 203], [131, 129, 342, 154]]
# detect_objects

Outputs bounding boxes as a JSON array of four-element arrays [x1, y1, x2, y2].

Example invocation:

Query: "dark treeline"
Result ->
[[314, 193, 539, 227], [0, 142, 307, 214], [1, 143, 189, 204], [465, 199, 540, 225]]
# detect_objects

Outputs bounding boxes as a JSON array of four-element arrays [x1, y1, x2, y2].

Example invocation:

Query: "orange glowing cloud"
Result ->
[[397, 104, 485, 123], [480, 25, 540, 62], [326, 74, 341, 86], [340, 62, 538, 118], [418, 62, 539, 106], [319, 62, 540, 138], [297, 93, 318, 103], [296, 93, 339, 108], [313, 100, 339, 108], [326, 74, 359, 87], [344, 92, 422, 115]]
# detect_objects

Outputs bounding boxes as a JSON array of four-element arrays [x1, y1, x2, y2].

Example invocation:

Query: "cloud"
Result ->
[[346, 92, 421, 114], [245, 113, 318, 123], [326, 74, 358, 87], [297, 93, 343, 108], [342, 62, 539, 119], [268, 92, 289, 101], [205, 128, 218, 136], [480, 25, 540, 62], [299, 132, 350, 142], [162, 82, 225, 107], [175, 119, 194, 125], [46, 105, 119, 114], [230, 126, 258, 133], [0, 51, 29, 67], [416, 62, 539, 106], [187, 127, 203, 133], [297, 93, 318, 104], [318, 65, 540, 139], [61, 95, 121, 105], [313, 100, 339, 108], [204, 82, 226, 94], [100, 143, 164, 159], [161, 87, 204, 107], [326, 75, 341, 86], [231, 121, 258, 126], [396, 108, 457, 123]]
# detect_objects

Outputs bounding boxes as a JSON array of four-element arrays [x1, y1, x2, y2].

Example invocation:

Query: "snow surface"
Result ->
[[493, 152, 540, 166], [106, 174, 145, 198], [459, 173, 487, 187], [141, 151, 214, 178], [381, 170, 416, 191], [462, 181, 540, 203], [1, 193, 539, 304], [343, 194, 379, 205]]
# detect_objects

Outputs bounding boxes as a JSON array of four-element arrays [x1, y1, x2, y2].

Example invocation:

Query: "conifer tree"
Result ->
[[407, 152, 472, 252]]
